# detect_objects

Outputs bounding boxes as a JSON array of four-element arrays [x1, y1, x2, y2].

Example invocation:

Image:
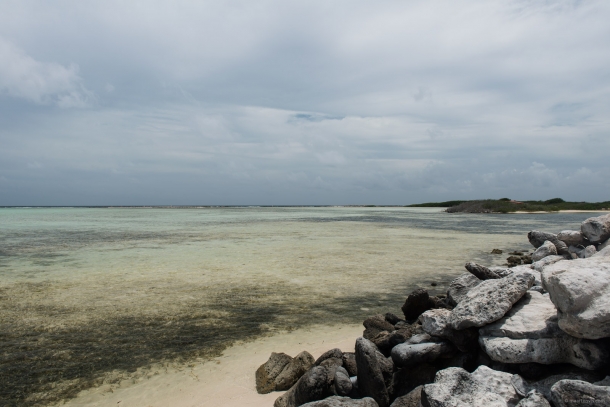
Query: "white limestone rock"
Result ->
[[531, 241, 557, 262], [581, 213, 610, 244], [479, 291, 609, 370], [511, 373, 603, 401], [557, 230, 588, 247], [550, 379, 610, 407], [448, 272, 534, 330], [593, 244, 610, 258], [421, 366, 521, 407], [531, 256, 564, 272], [391, 341, 454, 367], [446, 273, 481, 306], [479, 292, 560, 339], [542, 257, 610, 339], [514, 391, 551, 407], [479, 335, 608, 370]]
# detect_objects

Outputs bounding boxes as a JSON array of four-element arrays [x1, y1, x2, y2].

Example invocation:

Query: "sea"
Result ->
[[0, 206, 597, 406]]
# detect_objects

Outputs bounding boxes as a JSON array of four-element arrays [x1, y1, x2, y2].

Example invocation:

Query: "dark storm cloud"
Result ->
[[0, 0, 609, 205]]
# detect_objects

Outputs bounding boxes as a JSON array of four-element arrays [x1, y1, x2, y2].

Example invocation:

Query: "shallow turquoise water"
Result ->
[[0, 207, 596, 406]]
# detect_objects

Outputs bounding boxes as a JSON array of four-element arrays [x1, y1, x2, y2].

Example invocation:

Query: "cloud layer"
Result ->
[[0, 0, 609, 205]]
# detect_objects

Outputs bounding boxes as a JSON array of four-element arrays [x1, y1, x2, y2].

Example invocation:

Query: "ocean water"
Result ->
[[0, 207, 595, 406]]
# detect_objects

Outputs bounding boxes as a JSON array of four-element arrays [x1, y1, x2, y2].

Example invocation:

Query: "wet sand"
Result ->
[[56, 324, 363, 407]]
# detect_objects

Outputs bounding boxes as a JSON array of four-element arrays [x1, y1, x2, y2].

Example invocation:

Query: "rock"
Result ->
[[465, 262, 501, 280], [593, 245, 610, 258], [490, 266, 513, 277], [316, 349, 345, 366], [446, 273, 481, 306], [511, 268, 542, 287], [356, 337, 391, 407], [515, 391, 551, 407], [385, 313, 404, 325], [371, 329, 415, 356], [274, 365, 334, 407], [342, 353, 358, 377], [257, 352, 294, 393], [321, 358, 344, 369], [580, 245, 597, 258], [429, 295, 452, 310], [401, 288, 432, 321], [390, 364, 437, 399], [479, 292, 561, 339], [334, 369, 353, 396], [511, 372, 603, 401], [550, 379, 610, 407], [448, 272, 534, 330], [406, 333, 436, 344], [542, 257, 610, 339], [507, 255, 523, 267], [300, 396, 379, 407], [528, 231, 570, 256], [391, 341, 455, 367], [595, 376, 610, 386], [557, 230, 588, 247], [421, 366, 520, 407], [581, 213, 610, 244], [492, 249, 503, 254], [531, 255, 564, 272], [531, 241, 557, 262], [479, 336, 609, 370], [419, 308, 478, 352], [471, 366, 521, 407], [390, 385, 422, 407], [597, 238, 610, 251], [276, 351, 317, 390], [363, 315, 395, 340]]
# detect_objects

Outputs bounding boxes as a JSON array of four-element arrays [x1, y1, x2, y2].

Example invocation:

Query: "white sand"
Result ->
[[57, 324, 363, 407]]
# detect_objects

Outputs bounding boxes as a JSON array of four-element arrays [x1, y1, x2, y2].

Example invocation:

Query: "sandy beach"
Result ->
[[56, 324, 364, 407]]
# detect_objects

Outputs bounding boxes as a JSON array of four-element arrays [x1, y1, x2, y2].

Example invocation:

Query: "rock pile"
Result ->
[[255, 213, 610, 407]]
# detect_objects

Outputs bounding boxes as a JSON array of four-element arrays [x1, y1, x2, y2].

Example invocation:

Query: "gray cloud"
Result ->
[[0, 0, 609, 205]]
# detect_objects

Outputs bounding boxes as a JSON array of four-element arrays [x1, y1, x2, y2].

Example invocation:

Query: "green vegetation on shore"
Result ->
[[408, 198, 610, 213]]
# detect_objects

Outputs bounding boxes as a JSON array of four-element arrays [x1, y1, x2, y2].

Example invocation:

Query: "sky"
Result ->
[[1, 0, 609, 205]]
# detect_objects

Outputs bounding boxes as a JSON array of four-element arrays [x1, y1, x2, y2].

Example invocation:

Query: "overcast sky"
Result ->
[[1, 0, 609, 205]]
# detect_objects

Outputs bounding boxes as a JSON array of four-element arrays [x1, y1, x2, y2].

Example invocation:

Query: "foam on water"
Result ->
[[0, 207, 590, 406]]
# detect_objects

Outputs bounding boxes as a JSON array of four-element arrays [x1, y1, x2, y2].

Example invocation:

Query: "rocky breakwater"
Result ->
[[255, 213, 610, 407]]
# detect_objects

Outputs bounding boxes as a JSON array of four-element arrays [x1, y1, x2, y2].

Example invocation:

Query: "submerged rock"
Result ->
[[448, 272, 534, 330]]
